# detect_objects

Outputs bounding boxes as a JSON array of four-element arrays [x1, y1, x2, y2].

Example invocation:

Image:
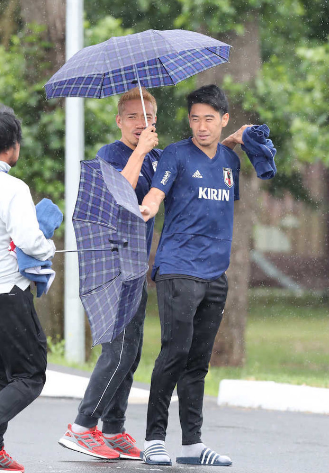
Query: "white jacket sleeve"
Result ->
[[4, 182, 56, 261]]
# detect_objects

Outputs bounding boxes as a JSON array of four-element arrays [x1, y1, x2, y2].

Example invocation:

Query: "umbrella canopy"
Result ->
[[45, 29, 231, 100], [73, 157, 148, 345]]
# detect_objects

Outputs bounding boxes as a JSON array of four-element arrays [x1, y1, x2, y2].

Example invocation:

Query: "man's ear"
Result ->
[[222, 113, 229, 128], [116, 114, 122, 129]]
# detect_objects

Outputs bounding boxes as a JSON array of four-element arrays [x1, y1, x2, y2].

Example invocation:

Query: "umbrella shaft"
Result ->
[[134, 64, 148, 127], [56, 248, 117, 253]]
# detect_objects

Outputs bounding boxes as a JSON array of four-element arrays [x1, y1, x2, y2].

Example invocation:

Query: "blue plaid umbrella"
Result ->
[[45, 28, 231, 124], [73, 157, 148, 346]]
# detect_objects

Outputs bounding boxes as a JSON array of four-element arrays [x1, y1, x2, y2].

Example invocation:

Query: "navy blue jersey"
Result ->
[[97, 140, 161, 258], [151, 137, 240, 280]]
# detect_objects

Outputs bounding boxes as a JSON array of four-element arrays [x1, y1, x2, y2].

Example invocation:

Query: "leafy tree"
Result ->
[[0, 12, 136, 340], [0, 17, 136, 206], [2, 0, 328, 360], [85, 0, 181, 31], [82, 0, 329, 366], [120, 0, 329, 365], [0, 25, 65, 206]]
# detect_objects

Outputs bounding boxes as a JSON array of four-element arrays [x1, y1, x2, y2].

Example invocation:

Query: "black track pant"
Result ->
[[0, 286, 47, 448], [146, 274, 228, 445], [75, 284, 147, 434]]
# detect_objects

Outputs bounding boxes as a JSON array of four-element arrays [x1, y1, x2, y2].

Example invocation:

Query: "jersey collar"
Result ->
[[0, 161, 11, 173], [189, 137, 221, 163]]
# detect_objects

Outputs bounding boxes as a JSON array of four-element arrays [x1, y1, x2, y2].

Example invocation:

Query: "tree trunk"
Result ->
[[0, 0, 20, 48], [211, 172, 259, 366], [20, 0, 65, 68], [198, 16, 262, 366], [34, 235, 65, 339], [19, 1, 66, 340]]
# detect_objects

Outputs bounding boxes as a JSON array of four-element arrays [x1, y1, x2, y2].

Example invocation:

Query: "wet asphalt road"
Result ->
[[5, 394, 328, 473]]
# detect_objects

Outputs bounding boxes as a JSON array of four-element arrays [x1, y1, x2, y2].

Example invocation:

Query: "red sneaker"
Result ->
[[103, 432, 142, 460], [0, 447, 24, 472], [58, 424, 119, 460]]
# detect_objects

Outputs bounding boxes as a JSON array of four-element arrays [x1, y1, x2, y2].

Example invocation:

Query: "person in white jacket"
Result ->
[[0, 108, 56, 473]]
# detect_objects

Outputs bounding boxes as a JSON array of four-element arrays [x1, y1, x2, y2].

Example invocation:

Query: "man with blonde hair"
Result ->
[[59, 88, 160, 461]]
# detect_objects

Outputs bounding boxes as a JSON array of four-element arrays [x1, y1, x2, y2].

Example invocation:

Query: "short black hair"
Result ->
[[0, 109, 22, 153], [187, 84, 229, 116]]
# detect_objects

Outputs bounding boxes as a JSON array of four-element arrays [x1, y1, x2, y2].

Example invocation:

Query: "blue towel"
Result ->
[[241, 124, 277, 179], [16, 198, 63, 297]]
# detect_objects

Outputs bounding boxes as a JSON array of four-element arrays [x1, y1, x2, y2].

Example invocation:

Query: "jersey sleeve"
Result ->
[[151, 144, 179, 195], [97, 145, 123, 172], [152, 148, 162, 161], [243, 151, 276, 180], [4, 182, 55, 260]]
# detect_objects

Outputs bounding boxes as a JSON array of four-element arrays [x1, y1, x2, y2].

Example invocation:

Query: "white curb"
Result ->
[[218, 379, 329, 414], [42, 370, 178, 404]]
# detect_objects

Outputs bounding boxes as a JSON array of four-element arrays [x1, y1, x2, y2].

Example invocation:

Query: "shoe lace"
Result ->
[[121, 432, 136, 444], [90, 427, 105, 445], [0, 448, 12, 461]]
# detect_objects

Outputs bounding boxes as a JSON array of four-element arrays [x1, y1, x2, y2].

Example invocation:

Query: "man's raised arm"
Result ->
[[121, 125, 158, 188], [140, 187, 165, 222], [221, 124, 253, 150]]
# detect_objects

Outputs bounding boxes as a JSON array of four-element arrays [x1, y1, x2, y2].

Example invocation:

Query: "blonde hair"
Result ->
[[118, 87, 157, 116]]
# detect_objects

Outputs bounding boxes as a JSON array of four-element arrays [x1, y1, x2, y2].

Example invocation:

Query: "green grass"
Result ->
[[48, 288, 329, 396]]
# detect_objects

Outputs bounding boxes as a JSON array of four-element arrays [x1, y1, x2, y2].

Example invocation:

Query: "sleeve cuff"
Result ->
[[255, 159, 276, 180], [47, 239, 56, 259]]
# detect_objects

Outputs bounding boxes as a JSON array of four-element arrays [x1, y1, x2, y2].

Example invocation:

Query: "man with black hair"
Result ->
[[140, 84, 252, 467], [0, 109, 56, 472]]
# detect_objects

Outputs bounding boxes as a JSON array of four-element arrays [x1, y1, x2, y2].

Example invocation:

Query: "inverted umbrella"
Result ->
[[73, 156, 148, 345], [45, 28, 231, 124]]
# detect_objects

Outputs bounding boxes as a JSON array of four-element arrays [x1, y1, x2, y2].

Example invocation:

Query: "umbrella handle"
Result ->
[[108, 239, 128, 248], [134, 65, 148, 127], [55, 239, 128, 253]]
